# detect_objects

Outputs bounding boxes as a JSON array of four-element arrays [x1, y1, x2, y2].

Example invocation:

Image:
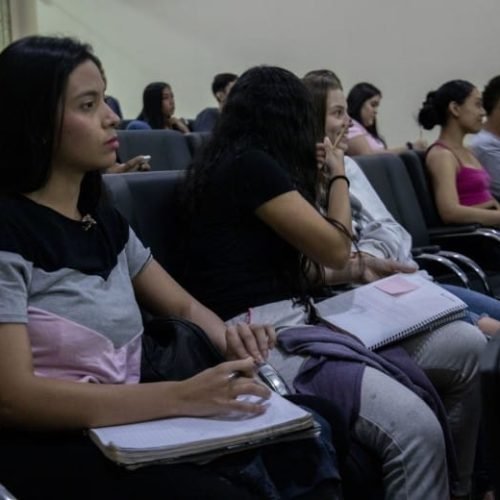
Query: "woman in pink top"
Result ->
[[346, 82, 427, 155], [418, 79, 500, 227]]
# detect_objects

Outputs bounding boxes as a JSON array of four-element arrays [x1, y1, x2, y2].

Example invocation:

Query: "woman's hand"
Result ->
[[411, 138, 428, 151], [316, 136, 346, 182], [107, 155, 151, 173], [350, 253, 418, 283], [225, 323, 277, 364], [173, 358, 271, 417], [169, 116, 191, 134]]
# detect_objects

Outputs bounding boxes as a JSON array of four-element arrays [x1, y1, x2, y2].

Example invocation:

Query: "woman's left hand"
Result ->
[[107, 155, 151, 173], [225, 323, 277, 363], [316, 136, 346, 181]]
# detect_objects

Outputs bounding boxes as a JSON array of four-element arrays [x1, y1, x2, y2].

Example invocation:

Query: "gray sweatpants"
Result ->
[[228, 300, 486, 498]]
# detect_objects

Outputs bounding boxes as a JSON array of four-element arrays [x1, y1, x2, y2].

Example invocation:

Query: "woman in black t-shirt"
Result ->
[[182, 65, 486, 499]]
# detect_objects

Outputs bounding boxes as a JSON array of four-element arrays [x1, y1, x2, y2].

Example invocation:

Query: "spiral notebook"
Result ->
[[89, 391, 317, 469], [314, 273, 467, 350]]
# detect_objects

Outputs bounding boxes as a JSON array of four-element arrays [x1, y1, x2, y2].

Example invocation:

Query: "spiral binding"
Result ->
[[370, 307, 467, 351]]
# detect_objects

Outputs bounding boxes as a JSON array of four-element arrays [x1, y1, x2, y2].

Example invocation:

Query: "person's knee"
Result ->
[[415, 409, 446, 454], [448, 321, 487, 373], [423, 321, 487, 375]]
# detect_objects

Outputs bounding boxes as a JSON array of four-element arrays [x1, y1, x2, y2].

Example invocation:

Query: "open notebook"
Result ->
[[89, 391, 317, 469], [314, 273, 467, 350]]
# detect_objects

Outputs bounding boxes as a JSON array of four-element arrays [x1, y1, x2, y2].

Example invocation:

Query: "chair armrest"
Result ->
[[428, 224, 480, 237], [414, 253, 470, 288], [411, 245, 441, 257], [438, 250, 493, 296], [429, 229, 500, 271]]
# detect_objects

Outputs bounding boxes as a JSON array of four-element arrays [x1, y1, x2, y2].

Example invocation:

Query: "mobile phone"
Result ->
[[138, 155, 151, 171]]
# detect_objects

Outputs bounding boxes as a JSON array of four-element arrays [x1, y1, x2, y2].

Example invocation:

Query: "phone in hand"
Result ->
[[139, 155, 151, 171]]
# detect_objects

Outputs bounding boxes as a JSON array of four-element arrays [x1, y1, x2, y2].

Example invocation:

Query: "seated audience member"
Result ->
[[182, 65, 486, 499], [128, 82, 190, 133], [346, 82, 427, 156], [106, 155, 151, 174], [125, 119, 151, 130], [418, 80, 500, 227], [104, 94, 123, 119], [0, 36, 343, 500], [192, 72, 238, 132], [306, 71, 500, 321], [305, 71, 500, 340], [471, 75, 500, 200]]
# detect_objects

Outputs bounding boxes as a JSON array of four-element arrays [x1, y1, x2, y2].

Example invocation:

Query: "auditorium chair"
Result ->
[[185, 131, 211, 159], [103, 169, 384, 499], [480, 336, 500, 496], [116, 130, 192, 171], [354, 153, 494, 295], [401, 150, 500, 282], [103, 170, 186, 280]]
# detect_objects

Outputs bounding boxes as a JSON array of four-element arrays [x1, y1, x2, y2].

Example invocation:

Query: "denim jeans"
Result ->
[[442, 283, 500, 324]]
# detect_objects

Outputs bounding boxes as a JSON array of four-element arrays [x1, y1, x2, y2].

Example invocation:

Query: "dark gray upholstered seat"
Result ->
[[185, 131, 211, 159], [479, 336, 500, 497], [354, 153, 492, 294], [400, 150, 500, 281], [117, 130, 192, 171], [103, 170, 186, 280]]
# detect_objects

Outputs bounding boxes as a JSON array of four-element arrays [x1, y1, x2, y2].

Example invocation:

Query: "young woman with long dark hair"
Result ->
[[346, 82, 427, 156], [182, 65, 486, 499], [0, 36, 341, 500]]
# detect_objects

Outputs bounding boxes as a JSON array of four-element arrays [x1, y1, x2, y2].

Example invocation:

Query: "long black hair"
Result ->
[[418, 80, 475, 130], [347, 82, 386, 146], [303, 69, 343, 142], [137, 81, 170, 129], [185, 65, 319, 213], [183, 65, 320, 298], [0, 35, 104, 212]]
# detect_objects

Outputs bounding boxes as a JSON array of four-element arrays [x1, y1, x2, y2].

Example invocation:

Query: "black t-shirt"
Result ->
[[183, 150, 299, 320]]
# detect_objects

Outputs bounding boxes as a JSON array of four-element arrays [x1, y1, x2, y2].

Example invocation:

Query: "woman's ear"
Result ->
[[448, 101, 461, 119]]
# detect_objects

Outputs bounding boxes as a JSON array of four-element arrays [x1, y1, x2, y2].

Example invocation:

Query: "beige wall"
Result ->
[[31, 0, 499, 146]]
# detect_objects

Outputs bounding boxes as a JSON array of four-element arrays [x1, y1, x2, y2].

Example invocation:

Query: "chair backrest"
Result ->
[[185, 131, 211, 159], [400, 150, 444, 228], [480, 336, 500, 495], [353, 153, 431, 248], [103, 170, 186, 278], [117, 130, 192, 171]]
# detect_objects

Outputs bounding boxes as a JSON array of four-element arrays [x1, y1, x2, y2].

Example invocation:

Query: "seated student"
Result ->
[[471, 75, 500, 200], [306, 70, 500, 335], [0, 36, 343, 500], [104, 94, 123, 119], [346, 82, 427, 156], [192, 72, 238, 132], [418, 80, 500, 227], [305, 71, 498, 500], [107, 155, 151, 173], [181, 64, 486, 499], [128, 82, 190, 133]]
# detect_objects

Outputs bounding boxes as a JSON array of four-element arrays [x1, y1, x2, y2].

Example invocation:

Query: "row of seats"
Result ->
[[117, 130, 210, 171], [102, 157, 500, 496], [115, 128, 500, 296], [355, 152, 500, 296]]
